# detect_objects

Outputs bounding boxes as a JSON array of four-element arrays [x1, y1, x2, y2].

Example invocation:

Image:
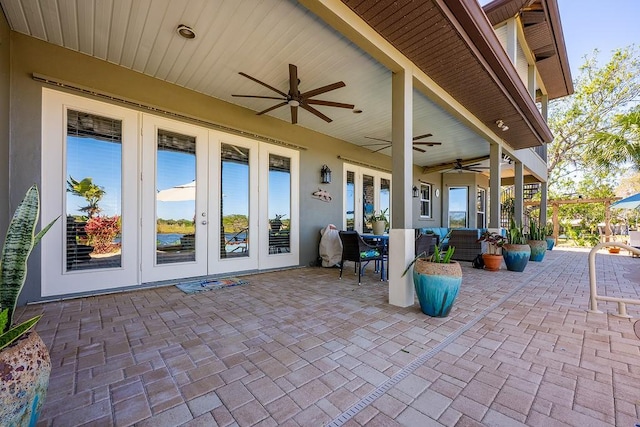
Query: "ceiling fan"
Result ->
[[362, 133, 442, 153], [231, 64, 354, 124], [451, 158, 490, 173]]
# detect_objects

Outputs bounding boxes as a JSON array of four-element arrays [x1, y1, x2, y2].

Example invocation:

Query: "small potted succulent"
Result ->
[[368, 208, 388, 235], [477, 230, 506, 271]]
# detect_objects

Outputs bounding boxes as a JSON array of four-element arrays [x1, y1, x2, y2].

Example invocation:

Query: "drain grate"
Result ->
[[326, 257, 562, 427]]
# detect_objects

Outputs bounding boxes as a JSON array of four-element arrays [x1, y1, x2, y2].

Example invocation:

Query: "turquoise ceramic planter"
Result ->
[[528, 240, 547, 262], [502, 244, 530, 272], [546, 237, 555, 250], [413, 259, 462, 317]]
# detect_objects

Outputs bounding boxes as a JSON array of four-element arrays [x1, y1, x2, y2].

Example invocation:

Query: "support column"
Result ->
[[489, 144, 502, 228], [389, 68, 414, 308], [540, 182, 548, 226], [514, 161, 524, 225]]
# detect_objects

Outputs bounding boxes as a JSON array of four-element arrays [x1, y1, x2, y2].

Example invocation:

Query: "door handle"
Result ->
[[201, 220, 208, 225]]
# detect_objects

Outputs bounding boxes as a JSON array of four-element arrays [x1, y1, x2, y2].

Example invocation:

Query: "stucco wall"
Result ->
[[9, 33, 436, 302], [0, 12, 9, 241]]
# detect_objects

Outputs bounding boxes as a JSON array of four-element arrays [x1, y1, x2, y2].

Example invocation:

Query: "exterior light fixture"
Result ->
[[177, 25, 196, 39], [412, 186, 419, 198], [495, 119, 509, 132], [320, 164, 332, 184]]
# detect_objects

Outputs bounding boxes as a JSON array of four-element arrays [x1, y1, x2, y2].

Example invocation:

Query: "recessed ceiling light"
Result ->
[[177, 25, 196, 39]]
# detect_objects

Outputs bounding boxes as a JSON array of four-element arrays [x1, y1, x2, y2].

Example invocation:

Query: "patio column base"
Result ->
[[388, 228, 415, 307]]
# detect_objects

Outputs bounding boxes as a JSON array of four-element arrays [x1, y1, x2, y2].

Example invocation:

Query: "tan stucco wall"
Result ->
[[10, 32, 452, 301], [0, 12, 9, 237]]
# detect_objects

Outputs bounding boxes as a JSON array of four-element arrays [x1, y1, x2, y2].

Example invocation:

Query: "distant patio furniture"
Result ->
[[447, 229, 485, 262], [415, 233, 436, 258], [338, 231, 385, 285], [629, 231, 640, 257]]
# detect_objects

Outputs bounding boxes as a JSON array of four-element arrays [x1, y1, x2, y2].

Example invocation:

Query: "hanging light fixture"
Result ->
[[320, 164, 332, 184]]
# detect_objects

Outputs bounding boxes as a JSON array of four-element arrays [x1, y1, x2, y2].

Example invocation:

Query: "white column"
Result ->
[[514, 161, 524, 225], [389, 68, 414, 308], [489, 144, 502, 228]]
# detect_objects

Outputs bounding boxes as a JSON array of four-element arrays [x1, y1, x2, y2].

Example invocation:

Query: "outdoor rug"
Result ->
[[176, 277, 249, 294]]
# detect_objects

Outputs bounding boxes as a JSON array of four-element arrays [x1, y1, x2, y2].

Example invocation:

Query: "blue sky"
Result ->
[[556, 0, 640, 72]]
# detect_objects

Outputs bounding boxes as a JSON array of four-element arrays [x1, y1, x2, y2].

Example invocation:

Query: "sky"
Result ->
[[556, 0, 640, 73]]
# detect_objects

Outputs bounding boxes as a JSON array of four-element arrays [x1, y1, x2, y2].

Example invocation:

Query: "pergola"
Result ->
[[525, 197, 622, 242]]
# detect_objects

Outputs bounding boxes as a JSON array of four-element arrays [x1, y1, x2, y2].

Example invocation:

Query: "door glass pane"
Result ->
[[346, 171, 355, 230], [362, 174, 375, 233], [66, 110, 122, 271], [380, 178, 390, 226], [268, 154, 291, 254], [221, 144, 249, 258], [449, 187, 468, 228], [155, 130, 196, 264]]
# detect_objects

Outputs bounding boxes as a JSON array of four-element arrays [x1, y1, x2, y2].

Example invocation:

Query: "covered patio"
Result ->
[[21, 248, 640, 426]]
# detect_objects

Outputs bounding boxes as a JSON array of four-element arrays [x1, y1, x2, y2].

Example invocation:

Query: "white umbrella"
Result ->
[[611, 192, 640, 210], [157, 180, 195, 202]]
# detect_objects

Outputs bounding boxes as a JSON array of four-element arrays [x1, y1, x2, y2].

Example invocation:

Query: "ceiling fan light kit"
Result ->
[[232, 64, 354, 124]]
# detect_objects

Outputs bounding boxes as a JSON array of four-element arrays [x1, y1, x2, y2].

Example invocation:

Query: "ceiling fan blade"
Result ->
[[300, 81, 346, 99], [300, 104, 332, 123], [362, 143, 392, 147], [291, 105, 298, 124], [306, 99, 355, 109], [238, 72, 287, 97], [371, 145, 391, 153], [413, 133, 433, 141], [256, 101, 288, 115], [412, 146, 427, 153], [289, 64, 299, 97], [231, 94, 286, 100], [413, 142, 442, 146], [365, 136, 392, 143]]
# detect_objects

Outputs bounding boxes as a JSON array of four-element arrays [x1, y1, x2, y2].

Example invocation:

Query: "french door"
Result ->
[[343, 164, 391, 233], [42, 89, 298, 297]]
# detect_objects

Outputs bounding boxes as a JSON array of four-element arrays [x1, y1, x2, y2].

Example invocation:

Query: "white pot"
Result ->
[[372, 220, 386, 235]]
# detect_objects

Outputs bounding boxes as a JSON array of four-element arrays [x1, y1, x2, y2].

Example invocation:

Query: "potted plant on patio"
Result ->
[[0, 185, 57, 426], [477, 230, 506, 271], [503, 218, 530, 272], [545, 223, 555, 250], [527, 218, 547, 262], [368, 208, 388, 235], [402, 233, 461, 317]]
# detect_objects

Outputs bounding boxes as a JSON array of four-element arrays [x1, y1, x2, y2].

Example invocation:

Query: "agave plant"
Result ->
[[0, 185, 57, 350]]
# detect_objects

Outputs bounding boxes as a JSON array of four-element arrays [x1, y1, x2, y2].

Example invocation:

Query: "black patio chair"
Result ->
[[415, 233, 436, 258], [338, 230, 385, 285]]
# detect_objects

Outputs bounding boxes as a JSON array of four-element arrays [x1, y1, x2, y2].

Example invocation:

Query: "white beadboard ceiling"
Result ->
[[0, 0, 491, 167]]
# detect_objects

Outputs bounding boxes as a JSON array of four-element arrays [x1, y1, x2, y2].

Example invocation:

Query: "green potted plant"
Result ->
[[477, 230, 506, 271], [368, 208, 388, 235], [544, 223, 555, 250], [503, 218, 530, 272], [0, 185, 57, 426], [527, 218, 547, 262], [402, 232, 461, 317]]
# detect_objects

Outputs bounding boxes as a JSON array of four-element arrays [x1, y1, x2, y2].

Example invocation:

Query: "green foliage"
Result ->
[[477, 231, 506, 255], [548, 46, 640, 190], [0, 315, 41, 351], [507, 218, 528, 245], [67, 176, 106, 218], [368, 208, 389, 223], [402, 231, 455, 277], [527, 218, 545, 240], [1, 185, 57, 347]]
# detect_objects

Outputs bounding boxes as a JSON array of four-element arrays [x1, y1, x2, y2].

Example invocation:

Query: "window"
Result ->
[[477, 187, 486, 228], [420, 183, 432, 218], [448, 187, 468, 228]]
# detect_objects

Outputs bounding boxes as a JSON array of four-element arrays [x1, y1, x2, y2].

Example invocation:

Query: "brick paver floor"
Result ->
[[17, 247, 640, 426]]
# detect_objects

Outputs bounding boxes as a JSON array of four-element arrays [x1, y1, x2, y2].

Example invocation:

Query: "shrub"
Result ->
[[85, 215, 121, 254]]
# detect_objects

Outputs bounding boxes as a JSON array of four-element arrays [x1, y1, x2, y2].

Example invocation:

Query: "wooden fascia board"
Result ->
[[440, 0, 553, 144], [543, 0, 574, 96]]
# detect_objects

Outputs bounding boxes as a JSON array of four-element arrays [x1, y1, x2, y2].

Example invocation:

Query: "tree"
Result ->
[[547, 46, 640, 188], [66, 176, 105, 218]]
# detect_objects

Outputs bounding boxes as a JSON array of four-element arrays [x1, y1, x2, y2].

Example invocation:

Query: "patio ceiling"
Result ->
[[0, 0, 563, 168]]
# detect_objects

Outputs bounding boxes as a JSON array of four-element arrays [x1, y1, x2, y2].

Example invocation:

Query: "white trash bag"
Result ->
[[319, 224, 342, 267]]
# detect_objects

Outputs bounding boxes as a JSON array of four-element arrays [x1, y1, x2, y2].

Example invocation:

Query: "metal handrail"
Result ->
[[588, 242, 640, 318]]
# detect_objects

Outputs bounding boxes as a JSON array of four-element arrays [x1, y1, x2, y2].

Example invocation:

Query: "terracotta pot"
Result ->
[[482, 253, 502, 271], [502, 243, 530, 272], [608, 247, 620, 254], [0, 331, 51, 426], [528, 239, 547, 262], [412, 259, 462, 317]]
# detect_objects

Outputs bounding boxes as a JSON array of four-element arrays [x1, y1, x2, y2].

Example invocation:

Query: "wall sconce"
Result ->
[[495, 119, 509, 132], [412, 186, 419, 198], [320, 164, 332, 184]]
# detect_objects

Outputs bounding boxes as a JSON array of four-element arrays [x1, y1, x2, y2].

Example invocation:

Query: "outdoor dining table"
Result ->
[[361, 233, 389, 280]]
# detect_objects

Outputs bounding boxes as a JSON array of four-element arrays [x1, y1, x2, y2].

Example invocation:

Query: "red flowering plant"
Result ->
[[477, 230, 506, 255], [84, 215, 121, 254]]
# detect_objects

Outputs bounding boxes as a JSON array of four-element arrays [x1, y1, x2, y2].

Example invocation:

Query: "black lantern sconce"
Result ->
[[412, 186, 419, 198], [320, 164, 332, 184]]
